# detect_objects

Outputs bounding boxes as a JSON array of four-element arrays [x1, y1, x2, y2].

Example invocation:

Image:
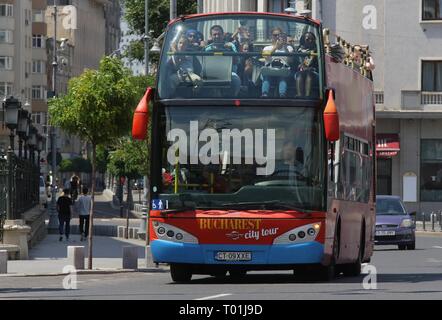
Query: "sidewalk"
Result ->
[[102, 189, 145, 219], [2, 234, 166, 277]]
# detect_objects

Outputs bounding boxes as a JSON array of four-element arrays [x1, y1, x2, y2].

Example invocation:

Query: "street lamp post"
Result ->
[[3, 96, 21, 221], [3, 96, 21, 151], [17, 109, 30, 159], [48, 0, 59, 233]]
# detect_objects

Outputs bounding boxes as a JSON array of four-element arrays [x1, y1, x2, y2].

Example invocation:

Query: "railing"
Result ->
[[0, 156, 7, 243], [13, 154, 39, 216], [0, 150, 39, 226], [421, 92, 442, 105], [374, 91, 384, 105]]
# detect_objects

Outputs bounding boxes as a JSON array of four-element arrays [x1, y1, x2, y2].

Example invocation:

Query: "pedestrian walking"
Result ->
[[57, 188, 73, 241], [76, 187, 92, 241], [70, 175, 80, 201]]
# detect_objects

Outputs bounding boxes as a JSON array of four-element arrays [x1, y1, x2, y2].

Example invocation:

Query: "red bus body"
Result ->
[[134, 12, 375, 280]]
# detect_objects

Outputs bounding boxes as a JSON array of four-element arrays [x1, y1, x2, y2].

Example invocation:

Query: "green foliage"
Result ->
[[122, 0, 197, 62], [108, 138, 149, 179], [96, 145, 110, 174], [59, 157, 92, 173], [48, 57, 138, 145]]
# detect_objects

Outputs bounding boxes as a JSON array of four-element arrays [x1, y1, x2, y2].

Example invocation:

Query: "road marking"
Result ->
[[432, 246, 442, 249], [195, 293, 232, 300]]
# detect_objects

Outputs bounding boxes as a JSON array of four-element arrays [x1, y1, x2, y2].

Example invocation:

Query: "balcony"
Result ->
[[374, 91, 384, 105], [400, 91, 442, 110], [421, 92, 442, 105]]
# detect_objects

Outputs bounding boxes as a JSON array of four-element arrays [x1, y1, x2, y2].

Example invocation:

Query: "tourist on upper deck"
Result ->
[[186, 29, 205, 51], [204, 25, 241, 96], [294, 31, 319, 98], [261, 28, 294, 98], [166, 35, 202, 96]]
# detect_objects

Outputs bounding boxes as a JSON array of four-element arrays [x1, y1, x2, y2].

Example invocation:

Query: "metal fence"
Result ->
[[0, 156, 7, 243], [0, 150, 39, 243]]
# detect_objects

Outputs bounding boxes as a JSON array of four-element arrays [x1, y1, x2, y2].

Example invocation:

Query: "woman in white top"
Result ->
[[261, 28, 294, 98]]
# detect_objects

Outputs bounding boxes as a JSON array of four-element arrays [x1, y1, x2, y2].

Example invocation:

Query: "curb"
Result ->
[[0, 267, 169, 278], [416, 231, 442, 236]]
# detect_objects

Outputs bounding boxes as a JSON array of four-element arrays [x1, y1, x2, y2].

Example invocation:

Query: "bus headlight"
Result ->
[[153, 222, 198, 244], [273, 223, 321, 244]]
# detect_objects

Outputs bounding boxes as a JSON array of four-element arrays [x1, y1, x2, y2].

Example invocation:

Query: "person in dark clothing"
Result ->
[[70, 175, 80, 201], [57, 188, 73, 241]]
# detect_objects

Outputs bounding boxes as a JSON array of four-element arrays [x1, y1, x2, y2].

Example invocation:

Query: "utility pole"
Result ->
[[170, 0, 177, 20], [47, 0, 59, 233], [197, 0, 203, 13]]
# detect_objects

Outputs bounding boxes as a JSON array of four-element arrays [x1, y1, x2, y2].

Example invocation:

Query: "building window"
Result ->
[[0, 56, 13, 70], [32, 86, 46, 100], [421, 139, 442, 201], [32, 35, 45, 48], [0, 4, 13, 17], [423, 0, 442, 20], [422, 61, 442, 92], [0, 30, 13, 44], [32, 60, 46, 74], [32, 10, 44, 22], [0, 82, 13, 98]]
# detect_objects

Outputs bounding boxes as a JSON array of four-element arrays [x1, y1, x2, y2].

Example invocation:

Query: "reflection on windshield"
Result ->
[[159, 15, 322, 100], [376, 199, 406, 215], [155, 106, 325, 211]]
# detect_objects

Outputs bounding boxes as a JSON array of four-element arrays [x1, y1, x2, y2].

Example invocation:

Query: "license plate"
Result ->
[[376, 230, 396, 236], [215, 252, 252, 261]]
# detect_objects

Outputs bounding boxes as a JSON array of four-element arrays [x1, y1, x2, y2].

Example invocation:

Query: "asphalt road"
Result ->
[[1, 234, 442, 300]]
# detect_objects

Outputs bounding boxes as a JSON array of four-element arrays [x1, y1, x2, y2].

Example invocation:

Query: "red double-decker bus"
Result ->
[[133, 12, 375, 282]]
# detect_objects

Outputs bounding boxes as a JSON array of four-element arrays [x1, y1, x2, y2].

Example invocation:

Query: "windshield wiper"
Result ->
[[221, 200, 310, 212], [160, 206, 196, 214]]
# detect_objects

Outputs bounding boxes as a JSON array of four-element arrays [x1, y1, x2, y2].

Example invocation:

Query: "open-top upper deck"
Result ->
[[157, 13, 324, 100]]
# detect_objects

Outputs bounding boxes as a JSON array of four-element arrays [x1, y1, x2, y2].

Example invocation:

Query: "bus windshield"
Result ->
[[158, 15, 323, 100], [154, 106, 325, 212]]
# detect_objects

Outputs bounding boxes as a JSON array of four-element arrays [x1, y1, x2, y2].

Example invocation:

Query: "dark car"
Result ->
[[375, 195, 416, 250]]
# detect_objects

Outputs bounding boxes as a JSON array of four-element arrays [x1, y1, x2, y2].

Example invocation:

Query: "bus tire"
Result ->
[[229, 269, 247, 279], [170, 264, 192, 283], [315, 232, 339, 281], [342, 223, 364, 277]]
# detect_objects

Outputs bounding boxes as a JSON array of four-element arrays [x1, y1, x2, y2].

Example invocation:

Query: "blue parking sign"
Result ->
[[152, 199, 167, 210]]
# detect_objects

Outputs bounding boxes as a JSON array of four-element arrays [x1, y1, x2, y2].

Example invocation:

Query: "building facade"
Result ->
[[44, 0, 121, 170], [0, 0, 33, 149], [204, 0, 442, 214], [318, 0, 442, 214]]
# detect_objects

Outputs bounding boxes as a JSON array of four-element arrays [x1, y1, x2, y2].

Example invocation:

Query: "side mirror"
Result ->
[[132, 87, 154, 140], [323, 89, 340, 142], [409, 211, 416, 216]]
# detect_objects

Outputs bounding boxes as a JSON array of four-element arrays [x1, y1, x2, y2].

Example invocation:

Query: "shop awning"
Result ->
[[376, 134, 400, 157]]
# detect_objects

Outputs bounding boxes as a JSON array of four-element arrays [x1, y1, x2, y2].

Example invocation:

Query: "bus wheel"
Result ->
[[229, 270, 247, 279], [315, 235, 339, 281], [170, 264, 192, 283], [211, 270, 227, 279], [342, 225, 364, 277]]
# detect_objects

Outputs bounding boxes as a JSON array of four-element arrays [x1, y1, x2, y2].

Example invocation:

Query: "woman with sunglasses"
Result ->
[[294, 31, 319, 98], [261, 27, 294, 98]]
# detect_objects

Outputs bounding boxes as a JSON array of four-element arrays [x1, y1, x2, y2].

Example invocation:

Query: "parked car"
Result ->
[[375, 195, 416, 250], [39, 176, 48, 208]]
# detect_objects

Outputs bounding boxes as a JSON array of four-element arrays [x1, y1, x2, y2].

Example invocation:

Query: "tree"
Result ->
[[122, 0, 197, 61], [49, 57, 139, 269]]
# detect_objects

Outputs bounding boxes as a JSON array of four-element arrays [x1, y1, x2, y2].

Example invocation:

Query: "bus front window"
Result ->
[[158, 15, 323, 100], [154, 106, 325, 212]]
